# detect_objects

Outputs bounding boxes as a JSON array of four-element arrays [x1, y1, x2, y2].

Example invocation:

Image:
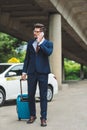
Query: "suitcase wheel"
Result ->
[[18, 117, 21, 121]]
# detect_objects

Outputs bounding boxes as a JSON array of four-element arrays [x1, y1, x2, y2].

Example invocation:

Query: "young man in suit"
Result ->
[[21, 23, 53, 127]]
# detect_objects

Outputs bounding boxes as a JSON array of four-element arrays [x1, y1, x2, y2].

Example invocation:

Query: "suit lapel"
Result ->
[[41, 39, 47, 45], [31, 40, 36, 53]]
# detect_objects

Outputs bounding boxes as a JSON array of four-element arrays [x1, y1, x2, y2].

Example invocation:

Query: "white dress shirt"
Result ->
[[33, 37, 45, 51]]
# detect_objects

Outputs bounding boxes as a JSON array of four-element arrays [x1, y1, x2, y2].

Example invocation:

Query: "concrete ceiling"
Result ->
[[51, 0, 87, 65], [0, 0, 87, 65]]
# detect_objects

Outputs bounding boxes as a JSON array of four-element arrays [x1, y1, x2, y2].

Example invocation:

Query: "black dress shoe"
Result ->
[[41, 119, 47, 127], [27, 116, 37, 124]]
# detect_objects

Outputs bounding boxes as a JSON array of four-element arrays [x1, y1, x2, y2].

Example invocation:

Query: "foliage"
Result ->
[[64, 59, 81, 80], [83, 66, 87, 78], [15, 51, 26, 63], [0, 32, 26, 62]]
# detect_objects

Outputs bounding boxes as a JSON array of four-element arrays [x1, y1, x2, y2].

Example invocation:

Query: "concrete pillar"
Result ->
[[49, 14, 62, 89], [62, 56, 65, 82]]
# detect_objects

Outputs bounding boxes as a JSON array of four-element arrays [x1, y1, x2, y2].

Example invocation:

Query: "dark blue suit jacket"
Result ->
[[22, 39, 53, 74]]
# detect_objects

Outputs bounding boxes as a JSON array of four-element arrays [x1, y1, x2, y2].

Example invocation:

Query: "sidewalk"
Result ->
[[0, 80, 87, 130]]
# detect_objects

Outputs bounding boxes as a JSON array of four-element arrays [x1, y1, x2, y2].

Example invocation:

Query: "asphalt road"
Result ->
[[0, 80, 87, 130]]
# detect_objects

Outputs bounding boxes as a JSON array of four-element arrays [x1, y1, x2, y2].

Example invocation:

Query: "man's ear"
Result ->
[[40, 32, 44, 37]]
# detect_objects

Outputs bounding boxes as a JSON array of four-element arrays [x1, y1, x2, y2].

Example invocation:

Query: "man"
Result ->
[[21, 23, 53, 127]]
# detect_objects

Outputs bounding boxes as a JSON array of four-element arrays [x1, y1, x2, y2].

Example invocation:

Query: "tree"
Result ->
[[0, 32, 26, 62], [64, 59, 80, 80]]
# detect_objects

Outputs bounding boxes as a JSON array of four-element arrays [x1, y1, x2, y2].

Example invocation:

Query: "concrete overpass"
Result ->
[[0, 0, 87, 89]]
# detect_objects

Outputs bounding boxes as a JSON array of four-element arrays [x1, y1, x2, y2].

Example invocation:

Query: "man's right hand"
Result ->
[[21, 73, 27, 80]]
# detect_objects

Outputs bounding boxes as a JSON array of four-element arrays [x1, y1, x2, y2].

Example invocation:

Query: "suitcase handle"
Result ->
[[20, 79, 27, 100]]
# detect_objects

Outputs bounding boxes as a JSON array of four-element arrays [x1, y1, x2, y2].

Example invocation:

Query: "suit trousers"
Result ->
[[27, 72, 48, 120]]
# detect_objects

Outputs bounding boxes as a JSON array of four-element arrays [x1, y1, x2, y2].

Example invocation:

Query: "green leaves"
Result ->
[[64, 59, 80, 80], [0, 32, 26, 62]]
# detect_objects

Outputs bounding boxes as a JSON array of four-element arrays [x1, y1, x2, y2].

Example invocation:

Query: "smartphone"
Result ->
[[36, 32, 44, 41], [40, 32, 44, 37]]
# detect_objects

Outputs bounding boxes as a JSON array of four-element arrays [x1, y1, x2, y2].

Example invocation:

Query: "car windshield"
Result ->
[[0, 65, 11, 74]]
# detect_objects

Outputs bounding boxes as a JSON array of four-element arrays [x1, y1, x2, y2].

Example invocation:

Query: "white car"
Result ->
[[0, 63, 58, 106]]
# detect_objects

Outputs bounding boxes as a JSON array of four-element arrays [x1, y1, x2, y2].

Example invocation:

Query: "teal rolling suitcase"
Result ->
[[16, 79, 30, 120]]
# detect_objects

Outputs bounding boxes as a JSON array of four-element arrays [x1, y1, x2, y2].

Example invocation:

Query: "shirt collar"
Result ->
[[38, 37, 45, 45]]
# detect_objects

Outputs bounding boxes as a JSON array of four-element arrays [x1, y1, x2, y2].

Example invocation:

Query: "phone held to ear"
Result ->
[[36, 32, 44, 42], [40, 32, 44, 37]]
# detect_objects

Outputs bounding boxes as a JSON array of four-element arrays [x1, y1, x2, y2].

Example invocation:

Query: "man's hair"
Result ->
[[34, 23, 46, 32]]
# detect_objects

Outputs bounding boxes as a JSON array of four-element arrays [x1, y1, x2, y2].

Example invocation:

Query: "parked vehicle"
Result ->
[[0, 63, 58, 106]]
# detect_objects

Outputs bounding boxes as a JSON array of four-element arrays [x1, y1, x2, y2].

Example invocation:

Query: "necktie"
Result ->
[[36, 43, 39, 53]]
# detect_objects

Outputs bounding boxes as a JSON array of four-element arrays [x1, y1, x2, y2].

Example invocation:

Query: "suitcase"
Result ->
[[16, 79, 30, 120]]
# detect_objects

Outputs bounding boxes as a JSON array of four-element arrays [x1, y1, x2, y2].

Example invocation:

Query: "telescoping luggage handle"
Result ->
[[20, 79, 28, 101], [20, 79, 24, 95]]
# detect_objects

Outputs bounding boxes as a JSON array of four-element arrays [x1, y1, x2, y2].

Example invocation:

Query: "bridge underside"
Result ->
[[0, 0, 87, 65]]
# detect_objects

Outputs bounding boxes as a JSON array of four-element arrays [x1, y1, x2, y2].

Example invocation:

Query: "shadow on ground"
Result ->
[[3, 100, 16, 107], [2, 98, 40, 107]]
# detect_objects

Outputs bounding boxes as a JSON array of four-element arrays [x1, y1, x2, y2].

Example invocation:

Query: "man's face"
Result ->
[[33, 27, 41, 39]]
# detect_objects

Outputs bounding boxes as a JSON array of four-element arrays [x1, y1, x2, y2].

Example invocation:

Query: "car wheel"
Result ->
[[47, 85, 53, 102], [0, 89, 5, 106]]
